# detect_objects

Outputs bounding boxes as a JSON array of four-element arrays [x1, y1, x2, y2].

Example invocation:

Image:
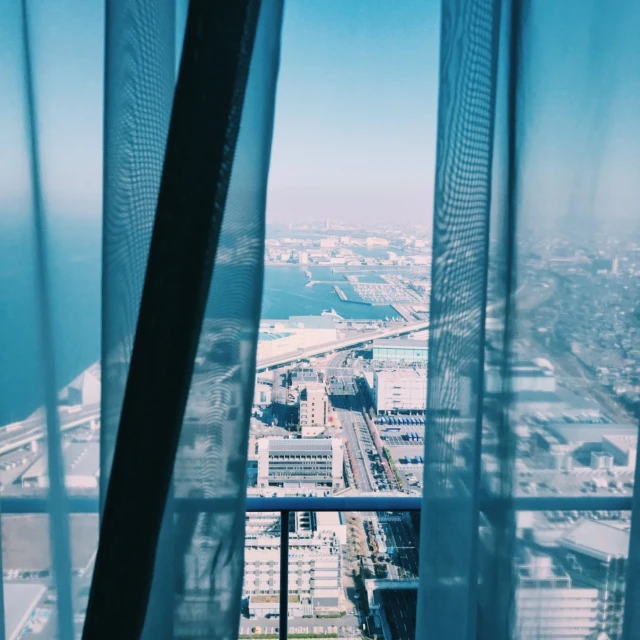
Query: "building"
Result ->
[[313, 511, 347, 545], [485, 360, 556, 395], [515, 551, 600, 640], [59, 363, 101, 406], [4, 583, 46, 640], [21, 441, 100, 489], [371, 338, 428, 364], [298, 251, 309, 264], [366, 237, 389, 247], [373, 370, 427, 413], [244, 532, 342, 616], [257, 316, 337, 361], [257, 438, 344, 488], [557, 519, 630, 639], [299, 383, 327, 437], [590, 451, 614, 470], [602, 434, 637, 469]]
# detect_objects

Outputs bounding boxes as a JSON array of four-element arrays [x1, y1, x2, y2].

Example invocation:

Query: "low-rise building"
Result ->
[[602, 434, 637, 469], [257, 438, 344, 488], [21, 441, 100, 489], [244, 528, 342, 616], [373, 370, 427, 413], [371, 338, 428, 364]]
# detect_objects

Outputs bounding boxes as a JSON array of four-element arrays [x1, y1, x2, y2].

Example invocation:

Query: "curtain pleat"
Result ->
[[419, 0, 640, 638], [83, 3, 266, 638], [101, 1, 177, 636], [19, 2, 74, 638], [173, 2, 283, 636], [415, 0, 502, 638]]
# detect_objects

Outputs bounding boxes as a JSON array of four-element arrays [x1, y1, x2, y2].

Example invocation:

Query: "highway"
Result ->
[[380, 589, 417, 640], [328, 371, 374, 493], [0, 404, 99, 456], [255, 320, 429, 372]]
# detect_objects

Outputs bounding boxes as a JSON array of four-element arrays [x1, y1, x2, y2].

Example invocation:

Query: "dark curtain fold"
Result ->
[[83, 2, 272, 638], [101, 2, 177, 636]]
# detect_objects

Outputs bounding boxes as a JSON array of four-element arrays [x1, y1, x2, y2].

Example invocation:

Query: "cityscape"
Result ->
[[0, 221, 638, 640]]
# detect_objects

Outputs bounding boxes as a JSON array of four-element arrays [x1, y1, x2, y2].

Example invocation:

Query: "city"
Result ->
[[0, 222, 637, 640]]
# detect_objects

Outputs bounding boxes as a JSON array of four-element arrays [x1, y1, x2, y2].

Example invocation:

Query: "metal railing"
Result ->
[[0, 494, 633, 640]]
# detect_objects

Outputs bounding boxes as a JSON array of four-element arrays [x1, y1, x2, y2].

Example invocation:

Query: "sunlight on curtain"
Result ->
[[418, 0, 640, 639]]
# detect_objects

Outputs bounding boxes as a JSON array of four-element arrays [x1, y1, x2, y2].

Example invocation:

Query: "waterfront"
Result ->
[[0, 224, 398, 424]]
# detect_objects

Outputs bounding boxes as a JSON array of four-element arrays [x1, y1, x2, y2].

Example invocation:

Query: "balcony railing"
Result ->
[[0, 495, 632, 640]]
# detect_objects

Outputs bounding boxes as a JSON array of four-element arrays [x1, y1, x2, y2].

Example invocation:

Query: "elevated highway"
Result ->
[[255, 320, 430, 372], [0, 404, 99, 456]]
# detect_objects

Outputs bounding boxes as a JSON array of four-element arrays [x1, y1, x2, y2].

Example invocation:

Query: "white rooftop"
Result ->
[[559, 519, 630, 562]]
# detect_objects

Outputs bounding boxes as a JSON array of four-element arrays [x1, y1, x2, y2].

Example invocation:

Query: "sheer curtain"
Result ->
[[3, 1, 282, 638], [418, 0, 640, 639]]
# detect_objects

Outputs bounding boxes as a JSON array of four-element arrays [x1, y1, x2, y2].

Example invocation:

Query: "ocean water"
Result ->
[[0, 222, 395, 424]]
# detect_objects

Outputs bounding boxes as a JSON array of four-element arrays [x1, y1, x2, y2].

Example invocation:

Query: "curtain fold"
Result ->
[[19, 2, 74, 638], [101, 1, 177, 636], [416, 0, 503, 637], [419, 0, 640, 638]]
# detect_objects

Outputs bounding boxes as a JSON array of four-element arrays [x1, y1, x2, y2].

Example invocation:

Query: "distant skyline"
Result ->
[[0, 1, 638, 228]]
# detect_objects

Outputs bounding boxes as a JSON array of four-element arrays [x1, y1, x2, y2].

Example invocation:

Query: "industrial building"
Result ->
[[602, 434, 637, 469], [257, 438, 344, 488], [299, 383, 328, 437], [371, 338, 428, 364], [485, 360, 556, 395], [373, 370, 427, 413], [257, 316, 337, 361]]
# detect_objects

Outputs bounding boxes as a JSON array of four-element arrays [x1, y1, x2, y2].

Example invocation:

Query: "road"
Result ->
[[328, 370, 374, 493], [379, 517, 419, 578], [380, 589, 417, 640], [0, 404, 100, 456], [256, 320, 430, 372]]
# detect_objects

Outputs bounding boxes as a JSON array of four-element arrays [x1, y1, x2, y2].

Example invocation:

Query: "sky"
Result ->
[[0, 0, 639, 228]]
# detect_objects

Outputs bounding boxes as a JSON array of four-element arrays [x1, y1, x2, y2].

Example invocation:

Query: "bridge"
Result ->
[[255, 320, 430, 372], [0, 403, 100, 456]]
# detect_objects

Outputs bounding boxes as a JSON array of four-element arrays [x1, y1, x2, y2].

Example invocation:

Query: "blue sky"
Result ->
[[1, 0, 638, 227]]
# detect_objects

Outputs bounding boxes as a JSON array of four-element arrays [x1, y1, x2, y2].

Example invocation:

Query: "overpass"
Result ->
[[255, 320, 430, 372], [0, 404, 100, 456]]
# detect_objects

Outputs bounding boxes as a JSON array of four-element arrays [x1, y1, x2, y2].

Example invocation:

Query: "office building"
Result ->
[[373, 370, 427, 413], [257, 438, 344, 488], [371, 338, 428, 364], [299, 383, 327, 436]]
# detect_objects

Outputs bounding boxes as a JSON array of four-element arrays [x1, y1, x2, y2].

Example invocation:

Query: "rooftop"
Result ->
[[265, 438, 336, 453], [288, 316, 336, 330], [374, 369, 427, 380], [4, 582, 46, 640], [558, 519, 630, 561], [258, 332, 293, 341], [603, 434, 638, 451], [372, 338, 428, 349], [547, 422, 638, 444]]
